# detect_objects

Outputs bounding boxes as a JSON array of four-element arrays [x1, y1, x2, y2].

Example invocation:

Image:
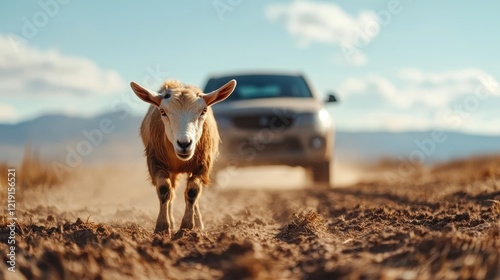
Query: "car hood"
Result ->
[[212, 98, 324, 116]]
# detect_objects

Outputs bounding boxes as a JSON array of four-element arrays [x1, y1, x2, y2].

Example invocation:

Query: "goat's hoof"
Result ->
[[179, 221, 194, 230], [154, 225, 170, 236], [172, 229, 190, 240], [154, 230, 171, 237]]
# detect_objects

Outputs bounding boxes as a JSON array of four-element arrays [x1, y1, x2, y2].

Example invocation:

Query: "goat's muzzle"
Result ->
[[175, 139, 194, 161]]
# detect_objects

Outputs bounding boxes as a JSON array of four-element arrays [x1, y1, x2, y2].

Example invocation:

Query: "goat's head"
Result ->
[[130, 79, 236, 161]]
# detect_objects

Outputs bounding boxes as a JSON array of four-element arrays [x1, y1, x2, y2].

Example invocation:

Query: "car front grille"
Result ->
[[228, 137, 303, 155], [232, 115, 294, 130]]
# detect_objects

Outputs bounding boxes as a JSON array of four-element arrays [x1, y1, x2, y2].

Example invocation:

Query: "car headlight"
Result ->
[[297, 110, 331, 128]]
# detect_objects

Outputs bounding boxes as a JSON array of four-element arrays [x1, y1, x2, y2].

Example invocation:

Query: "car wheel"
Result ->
[[310, 161, 331, 185]]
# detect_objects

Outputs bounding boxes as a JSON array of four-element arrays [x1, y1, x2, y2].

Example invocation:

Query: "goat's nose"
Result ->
[[177, 140, 192, 150]]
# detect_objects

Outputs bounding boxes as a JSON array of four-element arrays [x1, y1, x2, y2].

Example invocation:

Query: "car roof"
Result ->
[[206, 71, 304, 80]]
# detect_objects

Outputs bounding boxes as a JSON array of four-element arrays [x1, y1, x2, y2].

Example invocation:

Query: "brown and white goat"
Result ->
[[130, 79, 236, 234]]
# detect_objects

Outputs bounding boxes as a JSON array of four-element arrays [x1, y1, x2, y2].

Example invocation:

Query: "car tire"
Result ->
[[310, 161, 331, 185]]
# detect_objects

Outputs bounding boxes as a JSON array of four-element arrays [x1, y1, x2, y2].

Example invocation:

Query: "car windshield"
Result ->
[[203, 75, 313, 102]]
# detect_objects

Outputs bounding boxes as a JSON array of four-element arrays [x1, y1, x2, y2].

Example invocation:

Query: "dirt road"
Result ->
[[1, 158, 499, 279]]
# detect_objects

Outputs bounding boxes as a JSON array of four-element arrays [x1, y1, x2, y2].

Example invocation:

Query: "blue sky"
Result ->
[[1, 0, 499, 134]]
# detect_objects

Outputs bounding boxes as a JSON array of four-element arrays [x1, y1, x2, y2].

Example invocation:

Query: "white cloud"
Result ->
[[0, 34, 126, 96], [335, 68, 500, 133], [266, 1, 379, 66], [0, 103, 19, 123], [0, 33, 128, 123], [339, 68, 499, 110], [397, 68, 489, 86]]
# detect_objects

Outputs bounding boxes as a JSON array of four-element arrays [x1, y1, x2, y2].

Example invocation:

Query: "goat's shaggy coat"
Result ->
[[141, 98, 219, 187], [131, 79, 236, 234]]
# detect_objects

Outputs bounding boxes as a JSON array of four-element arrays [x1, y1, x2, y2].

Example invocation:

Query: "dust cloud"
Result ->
[[21, 160, 368, 226]]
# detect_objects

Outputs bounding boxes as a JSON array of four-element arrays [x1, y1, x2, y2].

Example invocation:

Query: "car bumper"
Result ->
[[216, 124, 334, 167]]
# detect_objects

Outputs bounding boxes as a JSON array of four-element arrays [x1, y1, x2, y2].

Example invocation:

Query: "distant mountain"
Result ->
[[0, 111, 144, 164], [1, 113, 499, 165], [335, 130, 500, 164], [0, 112, 142, 145]]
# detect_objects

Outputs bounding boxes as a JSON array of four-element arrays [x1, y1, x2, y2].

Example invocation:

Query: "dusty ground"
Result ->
[[1, 157, 500, 280]]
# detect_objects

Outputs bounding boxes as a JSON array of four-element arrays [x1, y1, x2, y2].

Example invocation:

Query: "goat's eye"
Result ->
[[159, 109, 167, 116], [200, 108, 207, 116]]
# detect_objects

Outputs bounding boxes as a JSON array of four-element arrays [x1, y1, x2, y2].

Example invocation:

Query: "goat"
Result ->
[[130, 79, 236, 234]]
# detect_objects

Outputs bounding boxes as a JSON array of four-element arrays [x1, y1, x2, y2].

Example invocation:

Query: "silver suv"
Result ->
[[203, 73, 337, 184]]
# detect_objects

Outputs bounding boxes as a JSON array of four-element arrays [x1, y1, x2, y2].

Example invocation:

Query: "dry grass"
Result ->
[[430, 155, 500, 184], [19, 149, 65, 190], [0, 163, 8, 187], [358, 155, 500, 186], [0, 146, 66, 193]]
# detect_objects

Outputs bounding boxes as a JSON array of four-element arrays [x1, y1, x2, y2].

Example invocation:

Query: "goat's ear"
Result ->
[[130, 82, 162, 107], [202, 79, 237, 106]]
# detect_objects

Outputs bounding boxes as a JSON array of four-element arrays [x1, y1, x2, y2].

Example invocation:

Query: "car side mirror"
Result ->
[[326, 92, 338, 103]]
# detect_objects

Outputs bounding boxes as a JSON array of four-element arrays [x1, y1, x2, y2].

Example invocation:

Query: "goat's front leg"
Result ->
[[153, 172, 174, 235], [194, 203, 204, 230], [180, 177, 203, 230]]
